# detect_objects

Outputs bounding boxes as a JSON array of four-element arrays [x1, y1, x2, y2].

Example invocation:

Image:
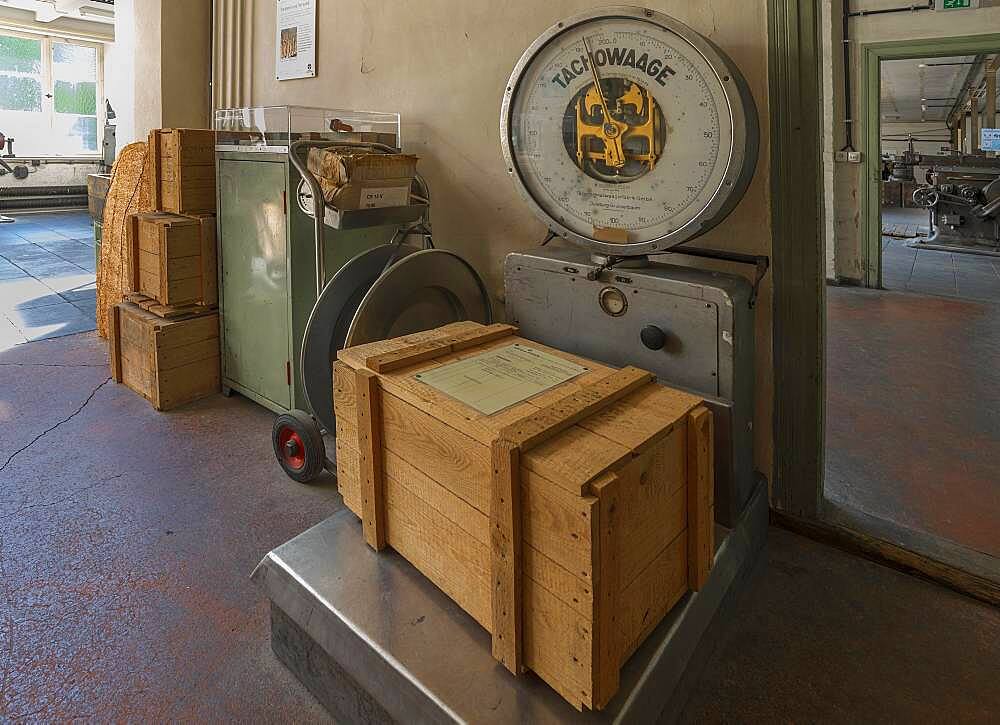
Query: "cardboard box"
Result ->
[[307, 148, 417, 210]]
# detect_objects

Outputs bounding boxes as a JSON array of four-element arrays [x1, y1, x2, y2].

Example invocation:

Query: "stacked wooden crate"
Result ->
[[108, 128, 220, 410], [334, 321, 715, 711]]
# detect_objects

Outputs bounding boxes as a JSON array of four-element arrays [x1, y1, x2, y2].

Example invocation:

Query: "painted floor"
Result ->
[[678, 527, 1000, 723], [825, 285, 1000, 560], [3, 331, 998, 721], [0, 211, 97, 350], [881, 207, 1000, 302]]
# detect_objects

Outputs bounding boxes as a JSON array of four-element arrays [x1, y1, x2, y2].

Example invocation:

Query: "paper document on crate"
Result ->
[[414, 343, 588, 415]]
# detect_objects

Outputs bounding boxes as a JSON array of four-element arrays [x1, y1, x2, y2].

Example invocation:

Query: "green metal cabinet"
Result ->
[[216, 150, 396, 414]]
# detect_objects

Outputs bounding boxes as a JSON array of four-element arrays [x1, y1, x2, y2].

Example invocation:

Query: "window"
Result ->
[[0, 31, 103, 157]]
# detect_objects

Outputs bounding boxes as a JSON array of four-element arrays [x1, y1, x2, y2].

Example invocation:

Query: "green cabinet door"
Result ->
[[218, 159, 292, 410]]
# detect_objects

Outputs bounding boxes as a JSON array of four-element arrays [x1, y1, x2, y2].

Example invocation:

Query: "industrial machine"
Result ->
[[912, 159, 1000, 252], [214, 106, 492, 481], [500, 6, 763, 526], [882, 134, 1000, 252]]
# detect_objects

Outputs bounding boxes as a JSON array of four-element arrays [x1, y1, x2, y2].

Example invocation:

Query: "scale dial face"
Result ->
[[500, 7, 757, 256]]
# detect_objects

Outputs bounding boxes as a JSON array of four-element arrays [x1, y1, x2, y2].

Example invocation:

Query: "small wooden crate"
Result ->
[[126, 212, 217, 307], [109, 302, 221, 411], [334, 322, 714, 711], [148, 128, 216, 215]]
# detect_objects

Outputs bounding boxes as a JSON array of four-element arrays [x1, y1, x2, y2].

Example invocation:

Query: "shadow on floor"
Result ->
[[0, 210, 98, 349]]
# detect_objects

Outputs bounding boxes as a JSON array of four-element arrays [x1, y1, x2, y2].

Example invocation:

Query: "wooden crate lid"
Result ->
[[134, 211, 208, 228], [338, 322, 704, 493], [118, 301, 218, 348]]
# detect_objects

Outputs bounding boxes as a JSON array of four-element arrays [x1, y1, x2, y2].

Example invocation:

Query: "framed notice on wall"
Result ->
[[276, 0, 317, 81]]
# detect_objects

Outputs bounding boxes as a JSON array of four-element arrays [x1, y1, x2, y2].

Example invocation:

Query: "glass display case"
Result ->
[[214, 105, 401, 153]]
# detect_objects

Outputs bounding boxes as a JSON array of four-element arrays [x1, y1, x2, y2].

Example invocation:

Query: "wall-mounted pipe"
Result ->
[[840, 0, 934, 151], [847, 2, 933, 18]]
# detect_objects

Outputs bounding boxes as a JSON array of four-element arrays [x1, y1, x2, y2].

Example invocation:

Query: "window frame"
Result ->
[[0, 27, 105, 159]]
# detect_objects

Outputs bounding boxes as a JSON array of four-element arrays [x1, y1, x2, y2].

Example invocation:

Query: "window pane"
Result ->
[[49, 42, 99, 155], [0, 34, 41, 74], [0, 75, 41, 112], [0, 34, 45, 154], [52, 43, 96, 115], [52, 114, 98, 154]]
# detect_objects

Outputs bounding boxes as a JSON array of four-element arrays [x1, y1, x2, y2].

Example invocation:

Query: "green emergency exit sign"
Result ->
[[939, 0, 977, 8]]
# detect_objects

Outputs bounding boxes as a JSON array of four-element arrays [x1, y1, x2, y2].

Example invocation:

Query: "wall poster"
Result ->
[[276, 0, 317, 81]]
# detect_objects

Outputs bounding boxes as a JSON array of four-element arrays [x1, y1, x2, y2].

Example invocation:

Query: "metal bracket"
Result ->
[[659, 246, 771, 308]]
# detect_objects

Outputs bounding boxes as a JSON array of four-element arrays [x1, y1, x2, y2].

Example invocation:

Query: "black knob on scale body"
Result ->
[[640, 325, 667, 351]]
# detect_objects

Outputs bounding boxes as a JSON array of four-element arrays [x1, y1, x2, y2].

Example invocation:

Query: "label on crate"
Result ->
[[414, 343, 588, 415], [360, 186, 410, 209]]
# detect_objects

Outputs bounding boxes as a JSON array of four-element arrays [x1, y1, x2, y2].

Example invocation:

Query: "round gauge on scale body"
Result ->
[[500, 6, 758, 257]]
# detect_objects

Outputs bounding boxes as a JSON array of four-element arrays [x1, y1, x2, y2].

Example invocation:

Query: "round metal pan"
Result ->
[[345, 248, 493, 348], [300, 244, 420, 434]]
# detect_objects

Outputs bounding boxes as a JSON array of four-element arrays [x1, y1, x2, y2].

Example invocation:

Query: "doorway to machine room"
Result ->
[[824, 32, 1000, 587]]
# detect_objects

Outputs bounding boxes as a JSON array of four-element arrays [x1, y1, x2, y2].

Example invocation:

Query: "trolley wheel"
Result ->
[[272, 409, 326, 483]]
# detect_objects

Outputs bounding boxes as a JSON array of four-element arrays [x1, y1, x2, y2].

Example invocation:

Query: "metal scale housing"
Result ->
[[500, 6, 762, 525], [505, 249, 755, 526]]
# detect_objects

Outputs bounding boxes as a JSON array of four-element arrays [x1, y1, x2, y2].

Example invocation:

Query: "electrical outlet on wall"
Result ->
[[835, 151, 864, 163]]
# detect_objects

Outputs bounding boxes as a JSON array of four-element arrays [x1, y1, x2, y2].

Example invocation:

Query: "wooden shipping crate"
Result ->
[[126, 212, 217, 307], [334, 322, 714, 711], [109, 302, 221, 411], [148, 128, 217, 215]]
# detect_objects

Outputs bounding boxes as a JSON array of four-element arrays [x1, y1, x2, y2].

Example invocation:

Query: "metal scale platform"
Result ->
[[255, 7, 769, 720]]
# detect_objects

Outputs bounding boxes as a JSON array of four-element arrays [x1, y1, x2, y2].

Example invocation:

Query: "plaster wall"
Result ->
[[243, 1, 775, 476], [823, 0, 1000, 282], [160, 0, 212, 130], [107, 0, 211, 148]]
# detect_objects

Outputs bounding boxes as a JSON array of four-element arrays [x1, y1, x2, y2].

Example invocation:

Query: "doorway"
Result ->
[[824, 36, 1000, 581]]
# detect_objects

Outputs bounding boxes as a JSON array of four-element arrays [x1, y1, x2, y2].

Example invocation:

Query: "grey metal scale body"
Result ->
[[505, 247, 756, 526], [254, 7, 769, 721]]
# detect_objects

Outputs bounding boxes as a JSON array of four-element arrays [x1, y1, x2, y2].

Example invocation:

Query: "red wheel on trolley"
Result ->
[[272, 409, 325, 483]]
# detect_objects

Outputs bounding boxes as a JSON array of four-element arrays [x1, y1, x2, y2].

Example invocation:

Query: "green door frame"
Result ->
[[860, 34, 1000, 287], [768, 0, 825, 517]]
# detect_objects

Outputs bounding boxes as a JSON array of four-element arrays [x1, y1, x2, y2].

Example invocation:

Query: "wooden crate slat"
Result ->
[[356, 368, 387, 551], [592, 472, 621, 709], [365, 323, 518, 373], [499, 366, 655, 451], [686, 405, 715, 591], [490, 438, 523, 674]]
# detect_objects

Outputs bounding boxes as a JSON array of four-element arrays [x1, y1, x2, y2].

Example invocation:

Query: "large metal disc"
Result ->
[[300, 244, 420, 433], [345, 249, 493, 348], [499, 6, 759, 257]]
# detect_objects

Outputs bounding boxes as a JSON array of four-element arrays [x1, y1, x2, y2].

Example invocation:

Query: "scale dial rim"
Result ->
[[499, 5, 758, 257]]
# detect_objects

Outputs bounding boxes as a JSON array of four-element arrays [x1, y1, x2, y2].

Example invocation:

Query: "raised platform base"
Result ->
[[253, 482, 768, 723]]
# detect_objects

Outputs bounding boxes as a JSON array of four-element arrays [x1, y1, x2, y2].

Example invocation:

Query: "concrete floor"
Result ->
[[3, 331, 999, 721], [825, 286, 1000, 560], [0, 211, 97, 349]]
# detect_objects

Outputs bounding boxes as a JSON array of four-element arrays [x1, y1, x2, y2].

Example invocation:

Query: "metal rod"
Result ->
[[847, 1, 932, 17], [841, 0, 854, 151]]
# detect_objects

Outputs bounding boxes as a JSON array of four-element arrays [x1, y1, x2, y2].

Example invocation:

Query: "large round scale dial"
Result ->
[[500, 6, 758, 257]]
